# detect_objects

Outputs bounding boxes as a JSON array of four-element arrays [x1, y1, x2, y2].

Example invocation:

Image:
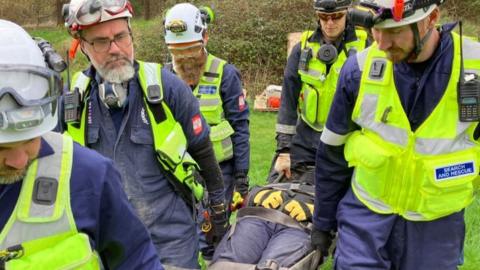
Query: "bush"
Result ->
[[27, 0, 480, 96]]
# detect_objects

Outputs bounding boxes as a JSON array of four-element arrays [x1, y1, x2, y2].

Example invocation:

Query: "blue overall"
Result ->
[[313, 23, 470, 269], [0, 138, 163, 270], [65, 62, 214, 269]]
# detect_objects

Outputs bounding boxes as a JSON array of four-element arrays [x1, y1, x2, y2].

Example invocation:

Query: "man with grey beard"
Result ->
[[164, 3, 250, 259], [59, 0, 229, 269], [0, 19, 162, 270]]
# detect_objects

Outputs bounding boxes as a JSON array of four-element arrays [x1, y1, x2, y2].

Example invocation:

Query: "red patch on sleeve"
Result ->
[[192, 114, 203, 135], [238, 94, 246, 111]]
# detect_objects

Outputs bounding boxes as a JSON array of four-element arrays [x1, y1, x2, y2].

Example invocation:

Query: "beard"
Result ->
[[0, 160, 31, 185], [385, 47, 414, 63], [173, 55, 207, 86], [92, 54, 135, 83]]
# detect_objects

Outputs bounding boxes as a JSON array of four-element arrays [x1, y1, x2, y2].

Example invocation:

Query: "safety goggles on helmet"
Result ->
[[68, 0, 132, 29], [0, 65, 62, 107], [0, 65, 61, 132]]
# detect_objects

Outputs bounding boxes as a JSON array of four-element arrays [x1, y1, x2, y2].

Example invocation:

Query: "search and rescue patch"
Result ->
[[166, 19, 187, 33], [198, 85, 217, 94], [434, 161, 475, 182]]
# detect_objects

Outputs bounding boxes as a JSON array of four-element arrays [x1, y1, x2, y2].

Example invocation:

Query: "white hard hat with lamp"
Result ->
[[164, 3, 208, 45], [0, 20, 63, 143]]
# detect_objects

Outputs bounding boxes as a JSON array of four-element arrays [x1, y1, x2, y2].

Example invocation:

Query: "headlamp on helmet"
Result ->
[[164, 3, 213, 44]]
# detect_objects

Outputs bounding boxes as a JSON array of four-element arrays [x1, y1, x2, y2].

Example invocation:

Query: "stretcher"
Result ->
[[208, 249, 321, 270]]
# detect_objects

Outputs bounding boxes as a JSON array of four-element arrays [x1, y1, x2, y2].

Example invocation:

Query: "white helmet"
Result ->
[[0, 20, 62, 143], [359, 0, 442, 29], [164, 3, 207, 44], [64, 0, 133, 36]]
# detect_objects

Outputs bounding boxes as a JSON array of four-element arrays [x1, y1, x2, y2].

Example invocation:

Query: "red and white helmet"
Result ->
[[359, 0, 443, 29], [64, 0, 133, 35]]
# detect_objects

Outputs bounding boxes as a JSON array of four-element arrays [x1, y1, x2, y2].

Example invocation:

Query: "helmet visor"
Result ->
[[0, 65, 62, 106], [74, 0, 128, 26]]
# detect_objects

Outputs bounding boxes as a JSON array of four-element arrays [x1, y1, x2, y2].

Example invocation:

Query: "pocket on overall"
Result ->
[[418, 150, 478, 215], [345, 132, 395, 199], [6, 233, 101, 270], [130, 127, 165, 194], [209, 120, 235, 162]]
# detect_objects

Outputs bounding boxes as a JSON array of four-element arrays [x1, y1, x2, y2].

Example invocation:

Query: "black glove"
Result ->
[[311, 228, 335, 256], [209, 202, 229, 245], [234, 172, 249, 197]]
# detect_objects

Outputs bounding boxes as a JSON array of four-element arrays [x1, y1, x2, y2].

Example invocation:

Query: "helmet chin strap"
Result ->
[[407, 22, 434, 62]]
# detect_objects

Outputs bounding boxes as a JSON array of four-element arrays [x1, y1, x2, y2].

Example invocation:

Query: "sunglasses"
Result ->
[[317, 11, 347, 22]]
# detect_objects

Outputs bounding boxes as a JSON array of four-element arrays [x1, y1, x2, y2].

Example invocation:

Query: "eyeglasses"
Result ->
[[317, 11, 347, 22], [168, 44, 205, 60], [82, 31, 133, 53], [72, 0, 131, 27]]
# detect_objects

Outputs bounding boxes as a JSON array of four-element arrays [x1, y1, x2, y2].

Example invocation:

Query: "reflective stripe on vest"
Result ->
[[298, 29, 368, 131], [0, 132, 101, 269], [193, 54, 234, 162], [67, 61, 204, 202], [345, 32, 480, 221]]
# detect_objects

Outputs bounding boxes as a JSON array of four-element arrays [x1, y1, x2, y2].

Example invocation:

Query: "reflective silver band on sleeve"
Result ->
[[275, 123, 296, 134], [320, 127, 349, 146]]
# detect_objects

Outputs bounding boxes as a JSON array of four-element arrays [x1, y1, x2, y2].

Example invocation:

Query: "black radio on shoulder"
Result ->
[[64, 89, 81, 124]]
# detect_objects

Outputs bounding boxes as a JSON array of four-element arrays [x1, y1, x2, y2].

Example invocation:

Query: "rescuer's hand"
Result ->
[[210, 203, 229, 245], [274, 153, 291, 178], [311, 228, 335, 257]]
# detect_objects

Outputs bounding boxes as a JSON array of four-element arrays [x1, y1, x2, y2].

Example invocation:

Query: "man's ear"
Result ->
[[428, 8, 440, 29], [203, 31, 209, 46], [79, 41, 91, 61]]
